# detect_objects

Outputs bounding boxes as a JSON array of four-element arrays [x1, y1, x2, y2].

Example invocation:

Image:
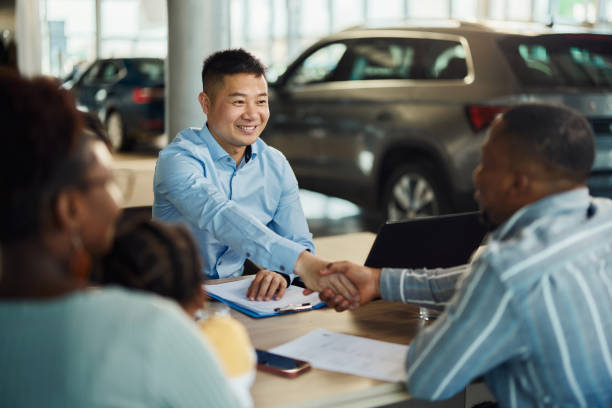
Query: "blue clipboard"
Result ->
[[205, 290, 326, 318]]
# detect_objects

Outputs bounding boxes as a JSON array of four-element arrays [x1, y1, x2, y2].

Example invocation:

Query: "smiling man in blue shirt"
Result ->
[[317, 104, 612, 407], [153, 49, 317, 301]]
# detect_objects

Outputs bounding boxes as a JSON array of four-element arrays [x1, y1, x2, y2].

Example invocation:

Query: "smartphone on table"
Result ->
[[255, 349, 311, 378]]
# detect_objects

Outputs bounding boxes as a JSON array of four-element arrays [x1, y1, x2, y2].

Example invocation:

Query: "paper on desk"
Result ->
[[270, 328, 409, 382], [203, 277, 322, 315]]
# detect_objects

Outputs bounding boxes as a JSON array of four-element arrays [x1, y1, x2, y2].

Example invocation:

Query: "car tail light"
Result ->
[[466, 105, 508, 132], [132, 87, 163, 104]]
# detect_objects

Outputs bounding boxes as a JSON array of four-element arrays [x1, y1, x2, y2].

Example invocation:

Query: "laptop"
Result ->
[[364, 211, 487, 269]]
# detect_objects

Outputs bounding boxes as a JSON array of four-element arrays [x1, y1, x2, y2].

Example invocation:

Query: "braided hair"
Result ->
[[99, 218, 204, 307]]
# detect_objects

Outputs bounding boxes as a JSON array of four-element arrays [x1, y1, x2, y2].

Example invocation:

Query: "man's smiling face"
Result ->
[[200, 72, 269, 156]]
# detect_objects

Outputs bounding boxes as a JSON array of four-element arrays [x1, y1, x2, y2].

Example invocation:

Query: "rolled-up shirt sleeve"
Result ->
[[379, 264, 469, 308]]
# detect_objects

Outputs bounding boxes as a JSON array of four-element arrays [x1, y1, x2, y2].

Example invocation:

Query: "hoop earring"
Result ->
[[70, 233, 91, 281]]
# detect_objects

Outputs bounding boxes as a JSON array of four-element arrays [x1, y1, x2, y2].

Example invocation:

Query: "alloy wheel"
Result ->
[[386, 172, 439, 222]]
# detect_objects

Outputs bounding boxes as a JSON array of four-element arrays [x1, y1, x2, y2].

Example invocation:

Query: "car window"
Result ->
[[430, 43, 468, 79], [99, 61, 123, 84], [348, 38, 467, 81], [134, 60, 164, 83], [498, 34, 612, 88], [348, 41, 416, 80], [80, 62, 101, 85], [286, 43, 348, 86]]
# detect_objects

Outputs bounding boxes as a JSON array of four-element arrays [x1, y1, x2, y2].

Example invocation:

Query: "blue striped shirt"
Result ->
[[380, 188, 612, 407]]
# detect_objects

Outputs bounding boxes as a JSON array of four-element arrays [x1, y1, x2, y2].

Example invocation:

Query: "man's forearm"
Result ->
[[379, 264, 468, 306]]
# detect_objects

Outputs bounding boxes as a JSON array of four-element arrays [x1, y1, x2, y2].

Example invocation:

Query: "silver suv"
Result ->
[[263, 21, 612, 221]]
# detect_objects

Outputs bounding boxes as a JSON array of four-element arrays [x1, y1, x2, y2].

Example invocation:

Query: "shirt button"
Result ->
[[279, 266, 285, 271], [218, 260, 223, 266], [246, 252, 251, 257]]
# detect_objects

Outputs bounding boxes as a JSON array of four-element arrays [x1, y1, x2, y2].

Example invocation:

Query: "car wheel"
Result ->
[[106, 111, 125, 151], [383, 163, 449, 222]]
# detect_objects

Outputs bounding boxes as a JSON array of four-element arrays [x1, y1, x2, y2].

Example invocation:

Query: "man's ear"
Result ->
[[198, 92, 211, 115], [510, 171, 531, 198]]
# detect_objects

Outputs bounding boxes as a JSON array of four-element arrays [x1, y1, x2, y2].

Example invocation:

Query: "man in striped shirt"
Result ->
[[319, 104, 612, 407]]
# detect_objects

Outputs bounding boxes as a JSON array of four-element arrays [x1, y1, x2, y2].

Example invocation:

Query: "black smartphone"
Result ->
[[255, 349, 311, 378]]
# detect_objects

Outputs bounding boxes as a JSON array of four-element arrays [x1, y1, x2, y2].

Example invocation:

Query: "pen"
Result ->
[[274, 302, 312, 313]]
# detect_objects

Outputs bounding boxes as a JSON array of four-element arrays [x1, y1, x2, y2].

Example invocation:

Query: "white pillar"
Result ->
[[15, 0, 42, 76], [95, 0, 101, 58], [166, 0, 230, 140]]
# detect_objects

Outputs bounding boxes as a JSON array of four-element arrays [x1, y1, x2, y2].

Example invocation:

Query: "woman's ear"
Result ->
[[53, 190, 82, 231]]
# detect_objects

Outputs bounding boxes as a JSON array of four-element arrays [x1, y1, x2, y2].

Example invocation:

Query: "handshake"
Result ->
[[294, 250, 382, 312]]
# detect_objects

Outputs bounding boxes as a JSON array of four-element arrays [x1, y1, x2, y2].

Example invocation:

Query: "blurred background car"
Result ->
[[66, 57, 165, 151], [263, 21, 612, 222]]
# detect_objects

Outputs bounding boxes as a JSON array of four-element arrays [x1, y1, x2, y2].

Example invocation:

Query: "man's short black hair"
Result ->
[[201, 48, 266, 96], [501, 103, 595, 182]]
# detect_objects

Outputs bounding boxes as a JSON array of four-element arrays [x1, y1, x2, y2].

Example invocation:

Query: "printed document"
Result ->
[[270, 328, 409, 382], [204, 277, 322, 315]]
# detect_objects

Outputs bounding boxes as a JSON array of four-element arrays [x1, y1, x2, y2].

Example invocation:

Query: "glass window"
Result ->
[[348, 41, 416, 80], [498, 34, 612, 87], [99, 60, 123, 83], [332, 0, 365, 31], [367, 0, 404, 19], [430, 43, 467, 79], [407, 0, 449, 18], [287, 43, 348, 85], [507, 0, 532, 20], [80, 61, 101, 85], [417, 39, 468, 80], [134, 59, 165, 83]]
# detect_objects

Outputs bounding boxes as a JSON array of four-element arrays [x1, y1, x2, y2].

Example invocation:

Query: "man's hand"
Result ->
[[318, 262, 381, 312], [246, 270, 287, 301], [294, 251, 360, 305]]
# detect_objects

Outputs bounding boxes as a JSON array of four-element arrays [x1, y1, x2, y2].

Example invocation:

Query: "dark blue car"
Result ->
[[68, 57, 165, 151]]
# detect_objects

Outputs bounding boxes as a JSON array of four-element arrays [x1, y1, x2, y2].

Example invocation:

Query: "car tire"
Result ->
[[382, 162, 450, 222], [106, 111, 125, 151]]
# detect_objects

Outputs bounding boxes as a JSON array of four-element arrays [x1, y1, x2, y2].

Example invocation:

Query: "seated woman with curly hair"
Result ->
[[0, 72, 245, 407]]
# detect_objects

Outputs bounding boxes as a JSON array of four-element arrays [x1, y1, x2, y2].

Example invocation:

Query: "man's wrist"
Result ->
[[373, 267, 382, 298], [276, 271, 291, 287]]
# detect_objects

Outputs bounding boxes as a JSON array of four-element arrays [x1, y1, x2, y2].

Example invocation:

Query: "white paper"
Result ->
[[204, 277, 323, 315], [270, 328, 408, 382]]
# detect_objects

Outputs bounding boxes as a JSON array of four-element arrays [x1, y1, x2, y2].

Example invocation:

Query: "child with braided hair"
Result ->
[[99, 217, 255, 407]]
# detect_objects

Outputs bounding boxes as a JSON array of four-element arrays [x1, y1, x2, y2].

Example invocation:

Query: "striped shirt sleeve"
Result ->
[[403, 258, 525, 400], [380, 264, 469, 307]]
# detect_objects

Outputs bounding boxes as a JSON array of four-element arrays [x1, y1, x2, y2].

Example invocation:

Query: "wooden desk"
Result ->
[[219, 233, 463, 408], [233, 300, 424, 408]]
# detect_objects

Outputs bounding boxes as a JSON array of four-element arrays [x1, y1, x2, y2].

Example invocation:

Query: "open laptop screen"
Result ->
[[364, 212, 487, 269]]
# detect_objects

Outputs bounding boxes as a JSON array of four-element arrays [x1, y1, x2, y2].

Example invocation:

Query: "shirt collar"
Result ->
[[199, 124, 259, 164], [493, 187, 591, 241]]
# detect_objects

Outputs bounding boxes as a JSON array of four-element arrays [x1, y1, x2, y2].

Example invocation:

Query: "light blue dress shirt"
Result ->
[[153, 125, 314, 280], [380, 188, 612, 407]]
